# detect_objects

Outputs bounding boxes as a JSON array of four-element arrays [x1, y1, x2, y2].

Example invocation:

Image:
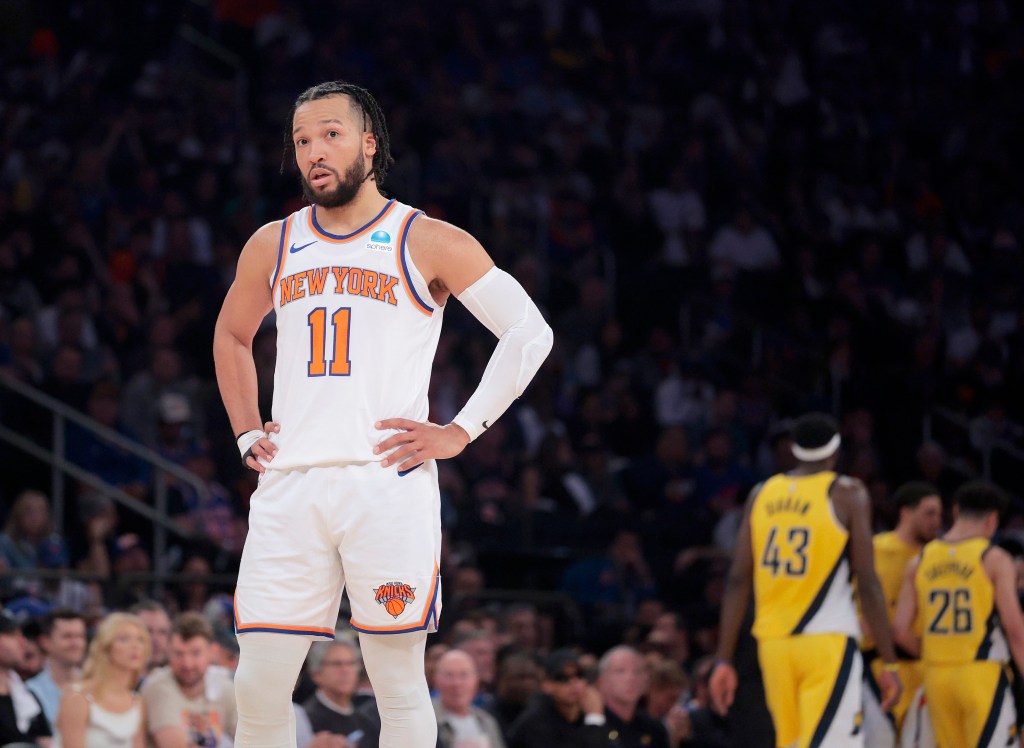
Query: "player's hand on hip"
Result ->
[[243, 421, 280, 473], [708, 661, 738, 716], [878, 668, 902, 712], [374, 418, 471, 472]]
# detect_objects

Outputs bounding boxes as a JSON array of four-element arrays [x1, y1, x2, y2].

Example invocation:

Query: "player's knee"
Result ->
[[235, 632, 310, 714], [359, 630, 430, 696]]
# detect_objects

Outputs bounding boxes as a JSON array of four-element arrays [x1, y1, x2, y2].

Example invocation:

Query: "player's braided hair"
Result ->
[[285, 81, 394, 188]]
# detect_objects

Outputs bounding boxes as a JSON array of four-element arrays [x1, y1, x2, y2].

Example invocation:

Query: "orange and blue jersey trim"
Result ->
[[270, 215, 293, 299], [349, 565, 441, 635], [398, 210, 433, 316], [233, 591, 335, 639], [309, 199, 397, 243]]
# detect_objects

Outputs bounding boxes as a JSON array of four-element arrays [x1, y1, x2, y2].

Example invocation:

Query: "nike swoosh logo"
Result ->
[[482, 421, 490, 429], [289, 241, 316, 254]]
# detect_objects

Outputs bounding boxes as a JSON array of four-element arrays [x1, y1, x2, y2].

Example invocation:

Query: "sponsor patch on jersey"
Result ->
[[367, 230, 393, 252], [374, 580, 416, 618]]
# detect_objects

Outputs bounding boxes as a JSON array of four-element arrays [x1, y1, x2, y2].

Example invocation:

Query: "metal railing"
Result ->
[[0, 374, 208, 583], [923, 406, 1024, 500]]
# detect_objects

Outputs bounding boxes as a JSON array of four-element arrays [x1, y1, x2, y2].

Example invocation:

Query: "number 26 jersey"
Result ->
[[751, 471, 861, 641], [265, 199, 444, 470], [916, 537, 1007, 665]]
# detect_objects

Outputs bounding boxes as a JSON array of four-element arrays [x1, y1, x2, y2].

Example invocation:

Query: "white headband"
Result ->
[[792, 433, 841, 462]]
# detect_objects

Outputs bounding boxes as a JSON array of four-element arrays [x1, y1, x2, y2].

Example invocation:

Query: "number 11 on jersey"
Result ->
[[308, 306, 352, 377]]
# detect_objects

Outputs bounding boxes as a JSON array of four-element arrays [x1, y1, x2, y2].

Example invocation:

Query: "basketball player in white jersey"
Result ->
[[213, 81, 554, 748]]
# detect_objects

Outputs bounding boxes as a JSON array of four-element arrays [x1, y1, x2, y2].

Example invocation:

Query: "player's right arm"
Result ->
[[213, 221, 281, 472], [892, 556, 921, 657], [834, 476, 902, 709], [709, 484, 757, 716], [984, 546, 1024, 673]]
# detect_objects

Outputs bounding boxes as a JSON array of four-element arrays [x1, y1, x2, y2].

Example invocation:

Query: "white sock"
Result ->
[[234, 632, 312, 747], [359, 631, 437, 748]]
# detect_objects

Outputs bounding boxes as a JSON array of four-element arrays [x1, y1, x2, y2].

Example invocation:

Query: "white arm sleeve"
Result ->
[[451, 266, 554, 442]]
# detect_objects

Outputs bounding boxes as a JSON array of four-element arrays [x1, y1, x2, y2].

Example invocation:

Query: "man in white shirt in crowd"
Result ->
[[433, 649, 505, 748], [141, 611, 237, 747]]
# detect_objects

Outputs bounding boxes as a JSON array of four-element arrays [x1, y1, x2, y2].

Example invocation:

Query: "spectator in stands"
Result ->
[[119, 347, 202, 448], [681, 657, 728, 748], [140, 611, 236, 746], [486, 652, 541, 737], [129, 600, 172, 675], [0, 609, 51, 744], [425, 643, 451, 693], [17, 621, 46, 683], [55, 611, 148, 746], [433, 649, 506, 748], [453, 630, 498, 701], [646, 612, 690, 669], [645, 660, 691, 748], [597, 646, 669, 748], [507, 649, 606, 748], [708, 207, 780, 274], [65, 380, 150, 498], [0, 490, 69, 573], [499, 604, 540, 655], [561, 529, 658, 644], [26, 609, 87, 730], [299, 639, 375, 742]]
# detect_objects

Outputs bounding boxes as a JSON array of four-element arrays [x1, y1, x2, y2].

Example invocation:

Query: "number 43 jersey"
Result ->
[[751, 471, 861, 641], [265, 200, 443, 470], [916, 537, 1007, 664]]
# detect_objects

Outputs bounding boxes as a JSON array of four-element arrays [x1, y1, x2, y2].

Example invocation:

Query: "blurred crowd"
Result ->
[[0, 601, 741, 747], [1, 0, 1024, 743]]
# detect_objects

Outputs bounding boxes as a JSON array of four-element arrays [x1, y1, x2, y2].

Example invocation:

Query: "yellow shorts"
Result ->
[[924, 661, 1016, 748], [235, 462, 442, 638], [758, 634, 863, 748], [862, 654, 924, 745]]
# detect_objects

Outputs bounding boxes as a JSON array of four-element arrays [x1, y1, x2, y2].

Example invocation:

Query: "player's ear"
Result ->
[[364, 131, 377, 158]]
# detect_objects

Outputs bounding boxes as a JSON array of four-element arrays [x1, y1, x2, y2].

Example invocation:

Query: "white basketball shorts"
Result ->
[[234, 460, 442, 638]]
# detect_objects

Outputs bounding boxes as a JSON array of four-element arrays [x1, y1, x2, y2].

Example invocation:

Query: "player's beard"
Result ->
[[301, 153, 369, 208]]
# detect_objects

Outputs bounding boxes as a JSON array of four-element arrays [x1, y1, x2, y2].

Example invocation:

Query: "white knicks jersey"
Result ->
[[264, 199, 443, 470]]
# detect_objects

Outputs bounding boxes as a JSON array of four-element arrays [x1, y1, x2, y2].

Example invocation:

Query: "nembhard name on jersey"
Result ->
[[923, 560, 975, 581], [763, 495, 811, 516], [279, 266, 400, 308]]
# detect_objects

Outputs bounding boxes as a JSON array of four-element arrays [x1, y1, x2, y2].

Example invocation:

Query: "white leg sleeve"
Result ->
[[358, 631, 437, 748], [234, 632, 312, 748]]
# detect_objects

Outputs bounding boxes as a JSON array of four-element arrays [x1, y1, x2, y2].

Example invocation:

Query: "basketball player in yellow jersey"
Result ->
[[214, 81, 553, 747], [893, 481, 1024, 748], [860, 482, 942, 746], [710, 413, 901, 748]]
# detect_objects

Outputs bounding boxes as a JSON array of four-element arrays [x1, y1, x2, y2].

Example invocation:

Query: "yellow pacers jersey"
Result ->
[[751, 471, 860, 640], [917, 537, 1008, 664], [861, 531, 918, 651]]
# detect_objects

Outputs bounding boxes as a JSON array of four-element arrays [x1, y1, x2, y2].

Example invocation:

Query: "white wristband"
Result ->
[[236, 430, 264, 459], [583, 713, 606, 726]]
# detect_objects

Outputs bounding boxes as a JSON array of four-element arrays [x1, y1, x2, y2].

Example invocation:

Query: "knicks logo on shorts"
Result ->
[[374, 581, 416, 618]]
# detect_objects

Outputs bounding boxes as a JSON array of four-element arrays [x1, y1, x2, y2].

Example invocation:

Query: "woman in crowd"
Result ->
[[55, 612, 150, 747]]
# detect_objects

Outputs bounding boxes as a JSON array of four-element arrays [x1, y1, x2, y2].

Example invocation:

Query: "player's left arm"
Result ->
[[375, 217, 553, 472], [892, 556, 921, 657], [985, 546, 1024, 673], [838, 477, 902, 709]]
